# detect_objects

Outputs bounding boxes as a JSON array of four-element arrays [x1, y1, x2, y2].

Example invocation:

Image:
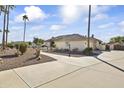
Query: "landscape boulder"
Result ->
[[0, 58, 3, 64]]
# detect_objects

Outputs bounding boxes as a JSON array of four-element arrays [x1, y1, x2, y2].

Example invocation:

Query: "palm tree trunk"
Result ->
[[23, 20, 26, 42], [2, 5, 7, 50], [6, 6, 9, 47], [87, 5, 91, 48]]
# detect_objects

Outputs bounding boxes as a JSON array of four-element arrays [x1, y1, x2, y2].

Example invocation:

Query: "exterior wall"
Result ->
[[54, 40, 101, 51], [84, 40, 101, 50], [55, 41, 87, 51], [69, 41, 87, 51], [89, 40, 96, 49], [99, 44, 106, 50], [95, 41, 101, 49], [44, 42, 50, 47], [109, 44, 124, 50], [109, 44, 114, 50], [42, 42, 51, 51], [91, 40, 101, 50]]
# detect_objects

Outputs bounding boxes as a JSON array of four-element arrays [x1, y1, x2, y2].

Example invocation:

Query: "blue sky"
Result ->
[[0, 5, 124, 43]]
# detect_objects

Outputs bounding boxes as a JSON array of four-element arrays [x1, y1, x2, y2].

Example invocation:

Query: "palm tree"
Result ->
[[0, 6, 4, 15], [0, 6, 4, 41], [1, 5, 7, 50], [5, 5, 15, 47], [23, 14, 29, 42], [87, 5, 91, 55], [0, 5, 5, 49], [0, 5, 5, 15]]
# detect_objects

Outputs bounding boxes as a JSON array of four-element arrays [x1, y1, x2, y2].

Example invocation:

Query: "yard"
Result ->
[[0, 48, 56, 71]]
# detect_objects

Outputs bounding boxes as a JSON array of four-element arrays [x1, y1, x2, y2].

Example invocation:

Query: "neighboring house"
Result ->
[[99, 43, 106, 51], [107, 42, 124, 50], [44, 39, 51, 48], [42, 39, 51, 51], [44, 34, 104, 51]]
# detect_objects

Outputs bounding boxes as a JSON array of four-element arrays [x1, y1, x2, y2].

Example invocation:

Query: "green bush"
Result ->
[[14, 42, 28, 55], [72, 48, 79, 52], [28, 42, 32, 45], [19, 42, 28, 55], [15, 43, 20, 49], [83, 47, 93, 56], [7, 43, 14, 49]]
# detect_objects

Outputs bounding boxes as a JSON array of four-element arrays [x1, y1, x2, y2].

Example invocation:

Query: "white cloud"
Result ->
[[92, 13, 108, 21], [118, 21, 124, 32], [85, 13, 108, 23], [15, 6, 47, 22], [118, 21, 124, 26], [91, 6, 115, 21], [60, 5, 114, 24], [60, 5, 80, 24], [15, 13, 25, 22], [92, 6, 110, 14], [10, 26, 23, 30], [98, 22, 115, 29], [30, 25, 45, 31], [50, 25, 65, 31]]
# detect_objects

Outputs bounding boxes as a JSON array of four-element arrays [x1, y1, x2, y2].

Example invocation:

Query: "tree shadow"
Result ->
[[0, 54, 17, 59]]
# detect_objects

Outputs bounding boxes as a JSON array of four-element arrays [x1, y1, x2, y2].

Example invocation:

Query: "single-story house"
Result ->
[[43, 34, 104, 51], [107, 42, 124, 50]]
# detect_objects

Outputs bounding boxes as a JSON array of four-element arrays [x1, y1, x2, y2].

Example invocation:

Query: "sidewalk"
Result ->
[[0, 51, 124, 88]]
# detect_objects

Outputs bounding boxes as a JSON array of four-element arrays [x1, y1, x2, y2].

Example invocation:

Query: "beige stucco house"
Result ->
[[107, 42, 124, 50], [44, 34, 104, 51]]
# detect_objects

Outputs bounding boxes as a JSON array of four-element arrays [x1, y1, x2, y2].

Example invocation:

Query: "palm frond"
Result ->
[[9, 5, 15, 10], [0, 5, 5, 14], [23, 14, 29, 21]]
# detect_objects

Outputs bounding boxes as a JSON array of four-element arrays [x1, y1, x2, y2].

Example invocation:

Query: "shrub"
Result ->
[[72, 48, 79, 52], [83, 47, 93, 56], [15, 52, 20, 57], [63, 49, 69, 52], [7, 43, 14, 49], [15, 43, 20, 49], [19, 42, 28, 55], [28, 42, 32, 45], [14, 42, 28, 55], [33, 37, 44, 45]]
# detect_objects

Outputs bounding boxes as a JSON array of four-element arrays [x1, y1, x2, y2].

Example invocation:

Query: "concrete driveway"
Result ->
[[98, 50, 124, 69], [0, 51, 124, 88]]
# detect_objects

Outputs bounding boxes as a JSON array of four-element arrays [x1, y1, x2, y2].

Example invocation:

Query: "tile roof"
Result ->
[[45, 34, 102, 42]]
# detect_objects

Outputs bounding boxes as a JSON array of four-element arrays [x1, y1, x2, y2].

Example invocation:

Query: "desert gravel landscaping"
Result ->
[[0, 48, 56, 71]]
